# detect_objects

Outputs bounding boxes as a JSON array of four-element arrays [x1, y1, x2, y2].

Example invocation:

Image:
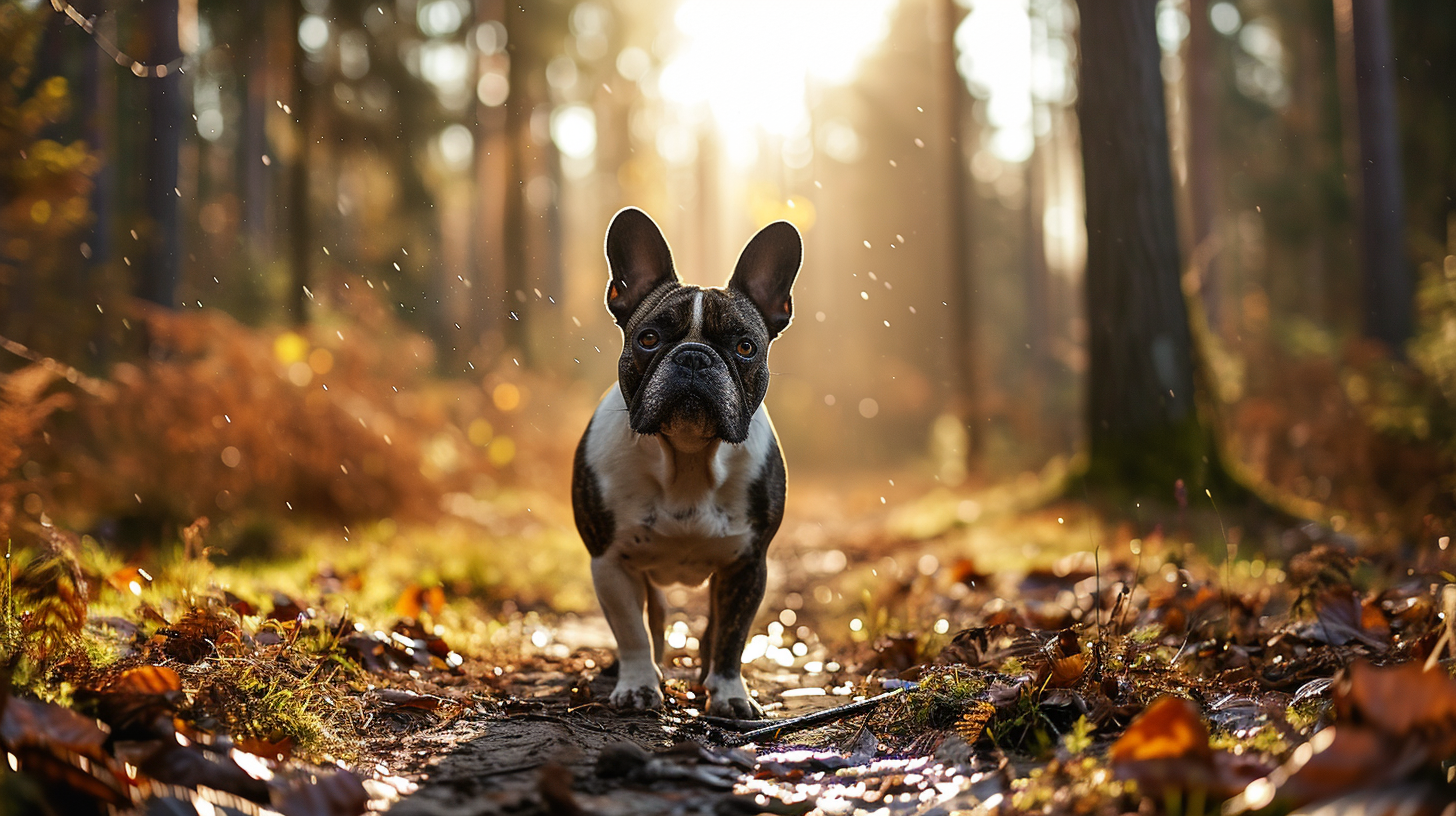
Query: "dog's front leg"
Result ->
[[704, 556, 767, 718], [591, 555, 664, 710]]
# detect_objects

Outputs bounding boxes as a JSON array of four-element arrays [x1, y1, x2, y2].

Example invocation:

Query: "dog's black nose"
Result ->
[[674, 348, 713, 372]]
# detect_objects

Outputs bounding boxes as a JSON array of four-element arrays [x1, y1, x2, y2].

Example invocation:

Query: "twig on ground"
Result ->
[[708, 689, 905, 744]]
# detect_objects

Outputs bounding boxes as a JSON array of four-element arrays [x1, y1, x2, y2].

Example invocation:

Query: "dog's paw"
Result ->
[[609, 682, 664, 711], [705, 674, 764, 719], [706, 692, 763, 719]]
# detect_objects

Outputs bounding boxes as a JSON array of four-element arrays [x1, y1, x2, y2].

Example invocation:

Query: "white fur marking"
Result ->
[[584, 385, 775, 586], [690, 291, 705, 338]]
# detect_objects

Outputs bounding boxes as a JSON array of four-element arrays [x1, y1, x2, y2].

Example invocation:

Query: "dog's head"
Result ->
[[602, 207, 801, 446]]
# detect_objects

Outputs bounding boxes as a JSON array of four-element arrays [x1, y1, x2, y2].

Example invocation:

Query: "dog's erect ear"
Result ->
[[604, 207, 678, 326], [728, 221, 802, 339]]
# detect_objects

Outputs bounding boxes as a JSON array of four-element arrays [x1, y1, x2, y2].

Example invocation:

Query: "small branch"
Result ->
[[715, 689, 905, 744]]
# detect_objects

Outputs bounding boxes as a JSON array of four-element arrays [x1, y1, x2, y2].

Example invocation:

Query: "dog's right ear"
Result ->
[[604, 207, 678, 326]]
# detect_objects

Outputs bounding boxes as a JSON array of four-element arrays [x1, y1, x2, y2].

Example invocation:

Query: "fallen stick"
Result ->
[[713, 688, 904, 744]]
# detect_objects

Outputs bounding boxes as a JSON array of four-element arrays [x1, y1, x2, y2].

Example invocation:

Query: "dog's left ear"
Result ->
[[728, 221, 802, 339]]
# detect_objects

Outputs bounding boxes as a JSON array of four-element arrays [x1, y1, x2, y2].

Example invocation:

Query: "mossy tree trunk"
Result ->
[[1075, 0, 1223, 500]]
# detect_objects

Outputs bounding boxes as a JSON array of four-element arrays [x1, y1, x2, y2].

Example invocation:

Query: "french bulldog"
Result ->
[[572, 207, 801, 718]]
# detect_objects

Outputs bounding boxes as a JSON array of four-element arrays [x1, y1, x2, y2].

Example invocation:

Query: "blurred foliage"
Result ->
[[0, 2, 101, 361]]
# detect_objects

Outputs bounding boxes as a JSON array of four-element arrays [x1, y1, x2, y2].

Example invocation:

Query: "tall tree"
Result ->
[[287, 2, 315, 326], [139, 0, 182, 307], [1185, 0, 1222, 330], [941, 0, 982, 465], [1333, 0, 1412, 352], [1076, 0, 1211, 493]]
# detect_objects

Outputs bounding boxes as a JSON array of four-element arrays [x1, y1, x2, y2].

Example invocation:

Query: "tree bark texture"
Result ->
[[1076, 0, 1205, 490], [140, 0, 182, 307], [1185, 0, 1222, 331], [1334, 0, 1412, 351]]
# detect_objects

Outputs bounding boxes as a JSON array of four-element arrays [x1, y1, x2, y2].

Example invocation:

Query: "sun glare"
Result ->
[[657, 0, 899, 147], [954, 0, 1077, 163]]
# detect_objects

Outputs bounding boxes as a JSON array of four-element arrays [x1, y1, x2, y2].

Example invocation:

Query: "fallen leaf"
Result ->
[[1109, 697, 1211, 763], [0, 696, 109, 759], [276, 768, 369, 816], [1335, 659, 1456, 740], [110, 665, 182, 695]]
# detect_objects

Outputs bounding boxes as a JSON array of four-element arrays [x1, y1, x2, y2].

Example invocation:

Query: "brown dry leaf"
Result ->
[[0, 696, 109, 760], [1335, 660, 1456, 740], [1227, 661, 1456, 811], [223, 590, 258, 616], [0, 696, 128, 809], [1109, 697, 1211, 763], [1112, 697, 1273, 799], [267, 594, 308, 622], [276, 768, 370, 816], [1303, 591, 1389, 649], [110, 665, 182, 695], [138, 743, 271, 803], [1047, 653, 1088, 688], [234, 735, 294, 762]]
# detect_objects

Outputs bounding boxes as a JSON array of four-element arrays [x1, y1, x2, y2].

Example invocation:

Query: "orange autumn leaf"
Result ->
[[110, 665, 181, 695], [395, 583, 445, 619], [1109, 697, 1212, 763], [1048, 653, 1088, 688]]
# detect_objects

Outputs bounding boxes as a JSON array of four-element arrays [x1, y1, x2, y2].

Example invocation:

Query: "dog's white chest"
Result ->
[[584, 386, 774, 585]]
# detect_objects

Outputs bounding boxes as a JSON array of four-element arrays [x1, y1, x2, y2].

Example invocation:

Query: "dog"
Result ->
[[571, 207, 801, 718]]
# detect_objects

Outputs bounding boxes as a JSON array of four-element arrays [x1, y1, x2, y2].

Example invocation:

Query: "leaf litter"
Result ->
[[0, 308, 1454, 814]]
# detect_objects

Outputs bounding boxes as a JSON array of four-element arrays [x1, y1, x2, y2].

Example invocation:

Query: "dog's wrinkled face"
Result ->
[[603, 208, 801, 445]]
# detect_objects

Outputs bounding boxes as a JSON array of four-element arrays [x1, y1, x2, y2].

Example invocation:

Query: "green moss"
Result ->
[[901, 667, 990, 730]]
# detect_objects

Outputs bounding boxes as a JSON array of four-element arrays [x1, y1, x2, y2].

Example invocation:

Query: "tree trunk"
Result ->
[[1185, 0, 1222, 331], [287, 5, 314, 326], [1024, 143, 1050, 373], [1077, 0, 1210, 494], [941, 0, 982, 464], [473, 0, 508, 359], [139, 0, 182, 308], [500, 6, 532, 359], [1333, 0, 1411, 352], [241, 0, 269, 252]]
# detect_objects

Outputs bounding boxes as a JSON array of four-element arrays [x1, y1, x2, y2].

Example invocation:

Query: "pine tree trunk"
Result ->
[[941, 0, 982, 464], [500, 7, 532, 359], [1185, 0, 1222, 331], [1334, 0, 1411, 351], [287, 5, 314, 326], [139, 0, 182, 307], [1077, 0, 1211, 494]]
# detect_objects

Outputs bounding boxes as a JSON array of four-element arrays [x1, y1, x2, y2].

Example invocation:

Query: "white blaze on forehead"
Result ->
[[688, 290, 705, 339]]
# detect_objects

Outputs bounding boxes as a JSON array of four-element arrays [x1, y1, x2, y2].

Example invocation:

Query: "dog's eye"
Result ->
[[637, 330, 660, 350], [736, 339, 756, 359]]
